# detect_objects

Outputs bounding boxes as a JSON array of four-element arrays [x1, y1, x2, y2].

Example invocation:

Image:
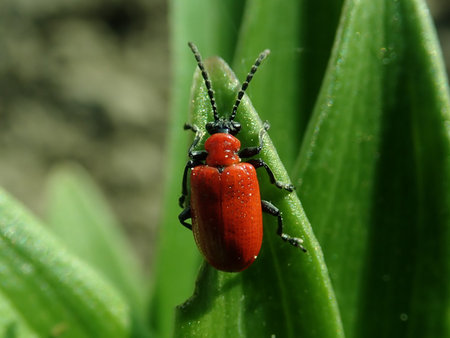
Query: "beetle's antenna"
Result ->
[[188, 42, 219, 121], [230, 49, 270, 121]]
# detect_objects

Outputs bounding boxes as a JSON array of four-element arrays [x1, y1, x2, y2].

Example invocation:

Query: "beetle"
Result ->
[[178, 42, 306, 272]]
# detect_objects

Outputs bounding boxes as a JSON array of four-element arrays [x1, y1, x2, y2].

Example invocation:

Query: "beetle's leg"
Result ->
[[179, 124, 208, 207], [178, 206, 192, 231], [239, 122, 295, 192], [179, 158, 206, 208], [247, 159, 295, 192], [183, 123, 198, 133], [261, 200, 306, 252], [238, 121, 270, 158], [184, 123, 208, 160], [179, 160, 194, 208]]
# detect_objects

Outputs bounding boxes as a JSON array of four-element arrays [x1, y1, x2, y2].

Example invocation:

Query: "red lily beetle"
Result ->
[[178, 42, 306, 272]]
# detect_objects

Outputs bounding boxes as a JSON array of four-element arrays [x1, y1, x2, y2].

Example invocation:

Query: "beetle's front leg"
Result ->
[[179, 124, 208, 208], [184, 123, 208, 160], [247, 159, 295, 192], [178, 206, 192, 231], [238, 121, 270, 158], [262, 200, 306, 252]]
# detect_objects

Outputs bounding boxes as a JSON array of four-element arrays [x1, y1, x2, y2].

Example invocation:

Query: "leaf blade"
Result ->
[[233, 0, 344, 169], [0, 188, 129, 337], [45, 164, 148, 337], [292, 0, 450, 336]]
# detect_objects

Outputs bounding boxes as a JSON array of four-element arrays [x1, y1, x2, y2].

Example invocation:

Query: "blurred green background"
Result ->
[[0, 0, 448, 276], [0, 0, 168, 274]]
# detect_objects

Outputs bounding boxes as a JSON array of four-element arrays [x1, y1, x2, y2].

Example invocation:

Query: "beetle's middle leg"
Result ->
[[179, 160, 197, 208], [262, 200, 306, 252], [247, 159, 295, 192], [178, 206, 192, 231]]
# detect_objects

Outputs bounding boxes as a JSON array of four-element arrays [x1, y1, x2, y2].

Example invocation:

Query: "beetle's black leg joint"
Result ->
[[190, 150, 207, 161], [247, 159, 295, 192], [184, 123, 198, 132], [178, 206, 192, 231], [239, 121, 270, 158], [184, 123, 208, 160], [262, 200, 306, 252]]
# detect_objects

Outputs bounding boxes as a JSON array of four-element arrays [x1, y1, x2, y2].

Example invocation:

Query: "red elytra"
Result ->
[[190, 134, 263, 271], [178, 43, 306, 273]]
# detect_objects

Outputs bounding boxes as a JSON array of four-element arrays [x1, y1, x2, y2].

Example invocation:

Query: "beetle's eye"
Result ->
[[206, 122, 215, 135]]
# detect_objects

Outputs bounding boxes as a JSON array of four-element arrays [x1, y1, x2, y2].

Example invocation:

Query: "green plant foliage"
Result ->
[[234, 0, 344, 169], [45, 164, 149, 337], [173, 56, 344, 338], [160, 0, 450, 337], [292, 0, 450, 337], [0, 188, 129, 337]]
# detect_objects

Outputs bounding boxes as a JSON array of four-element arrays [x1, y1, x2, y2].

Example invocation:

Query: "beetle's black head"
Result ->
[[206, 118, 241, 135]]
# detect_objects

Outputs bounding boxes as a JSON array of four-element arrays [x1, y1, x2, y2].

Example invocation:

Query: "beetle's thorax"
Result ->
[[205, 133, 241, 167]]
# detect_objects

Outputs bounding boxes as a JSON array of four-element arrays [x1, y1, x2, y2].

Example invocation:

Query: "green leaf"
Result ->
[[234, 0, 343, 169], [174, 57, 344, 338], [292, 0, 450, 336], [0, 187, 129, 337], [45, 163, 148, 337]]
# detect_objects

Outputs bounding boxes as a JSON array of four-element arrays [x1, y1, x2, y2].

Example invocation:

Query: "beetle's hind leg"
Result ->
[[178, 206, 192, 231], [262, 200, 306, 252]]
